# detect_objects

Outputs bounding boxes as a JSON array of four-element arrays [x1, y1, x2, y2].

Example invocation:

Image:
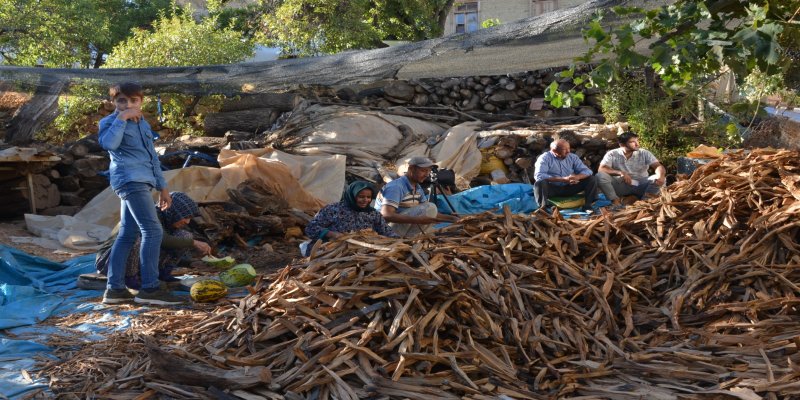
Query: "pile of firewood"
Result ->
[[330, 68, 602, 122], [35, 149, 800, 399], [195, 179, 310, 247], [48, 136, 110, 213]]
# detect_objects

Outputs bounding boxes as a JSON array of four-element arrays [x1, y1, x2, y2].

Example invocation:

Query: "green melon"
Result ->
[[190, 280, 228, 303], [201, 255, 236, 269], [219, 264, 257, 287]]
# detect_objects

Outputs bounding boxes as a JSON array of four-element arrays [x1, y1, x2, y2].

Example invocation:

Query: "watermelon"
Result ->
[[219, 264, 257, 287], [201, 255, 236, 269], [190, 280, 228, 303]]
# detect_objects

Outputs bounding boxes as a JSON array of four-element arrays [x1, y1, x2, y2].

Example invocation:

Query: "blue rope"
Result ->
[[156, 95, 164, 123]]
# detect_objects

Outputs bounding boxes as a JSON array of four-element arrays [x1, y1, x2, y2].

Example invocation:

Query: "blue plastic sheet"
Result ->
[[433, 183, 538, 215], [0, 339, 52, 398], [433, 184, 613, 223], [0, 285, 64, 330], [0, 246, 95, 293], [0, 245, 100, 398]]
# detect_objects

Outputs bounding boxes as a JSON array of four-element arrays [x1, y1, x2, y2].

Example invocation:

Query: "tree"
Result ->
[[0, 0, 172, 68], [261, 0, 456, 56], [546, 0, 799, 161], [104, 12, 255, 68], [550, 0, 799, 101]]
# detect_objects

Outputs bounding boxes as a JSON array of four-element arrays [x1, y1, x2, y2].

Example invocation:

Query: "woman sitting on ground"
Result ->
[[303, 181, 398, 255], [95, 192, 212, 289]]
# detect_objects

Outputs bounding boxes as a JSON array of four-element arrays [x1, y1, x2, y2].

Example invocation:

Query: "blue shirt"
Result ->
[[99, 111, 167, 191], [534, 151, 593, 186], [374, 176, 428, 211]]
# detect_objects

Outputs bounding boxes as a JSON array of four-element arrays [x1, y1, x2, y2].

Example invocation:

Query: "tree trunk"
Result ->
[[435, 0, 457, 36], [0, 0, 671, 96], [146, 340, 267, 390], [5, 78, 66, 144], [203, 108, 278, 137], [220, 93, 303, 112]]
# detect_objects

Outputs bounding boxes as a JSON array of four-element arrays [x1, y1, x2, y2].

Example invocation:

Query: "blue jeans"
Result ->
[[107, 182, 163, 291]]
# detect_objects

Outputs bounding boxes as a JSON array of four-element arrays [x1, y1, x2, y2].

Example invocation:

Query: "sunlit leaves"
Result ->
[[104, 13, 254, 68], [261, 0, 454, 56], [547, 0, 795, 108], [0, 0, 172, 67]]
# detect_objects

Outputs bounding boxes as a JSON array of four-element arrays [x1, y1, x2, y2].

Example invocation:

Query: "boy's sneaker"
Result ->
[[134, 287, 186, 306], [103, 288, 135, 304]]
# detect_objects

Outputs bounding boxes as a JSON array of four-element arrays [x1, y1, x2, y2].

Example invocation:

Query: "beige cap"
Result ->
[[408, 156, 435, 168]]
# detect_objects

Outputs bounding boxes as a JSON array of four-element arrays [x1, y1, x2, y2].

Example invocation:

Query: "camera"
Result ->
[[424, 165, 457, 193]]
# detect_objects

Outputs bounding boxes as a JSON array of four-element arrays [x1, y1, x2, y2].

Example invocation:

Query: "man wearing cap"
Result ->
[[375, 156, 459, 237], [533, 139, 598, 211]]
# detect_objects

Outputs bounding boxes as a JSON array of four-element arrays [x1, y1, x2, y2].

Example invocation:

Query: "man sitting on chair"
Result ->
[[533, 139, 598, 211], [375, 156, 459, 237]]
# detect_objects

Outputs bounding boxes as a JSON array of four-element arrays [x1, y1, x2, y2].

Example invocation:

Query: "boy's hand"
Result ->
[[158, 188, 172, 211], [118, 108, 143, 122]]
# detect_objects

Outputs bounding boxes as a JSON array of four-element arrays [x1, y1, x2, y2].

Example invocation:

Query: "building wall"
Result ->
[[443, 0, 590, 35]]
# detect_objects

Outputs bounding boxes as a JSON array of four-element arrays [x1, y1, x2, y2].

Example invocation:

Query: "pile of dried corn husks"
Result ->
[[38, 149, 800, 399]]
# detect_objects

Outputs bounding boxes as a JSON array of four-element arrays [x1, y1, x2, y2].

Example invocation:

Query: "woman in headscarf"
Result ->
[[303, 181, 397, 255], [94, 192, 212, 289]]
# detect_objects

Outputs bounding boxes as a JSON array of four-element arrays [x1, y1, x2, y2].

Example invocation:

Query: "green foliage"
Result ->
[[0, 0, 173, 67], [102, 9, 253, 136], [481, 18, 501, 29], [544, 69, 588, 108], [544, 0, 799, 166], [51, 82, 105, 140], [599, 77, 698, 164], [104, 12, 254, 68], [44, 8, 251, 140], [262, 0, 454, 56], [153, 94, 224, 137], [212, 2, 272, 39], [600, 76, 745, 167], [548, 0, 798, 124]]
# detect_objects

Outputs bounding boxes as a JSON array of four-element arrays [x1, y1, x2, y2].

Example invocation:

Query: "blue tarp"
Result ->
[[0, 246, 95, 293], [0, 245, 103, 398], [433, 183, 539, 215], [0, 244, 221, 399], [433, 183, 612, 219]]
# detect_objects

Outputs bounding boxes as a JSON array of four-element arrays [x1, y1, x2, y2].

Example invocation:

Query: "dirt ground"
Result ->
[[0, 219, 91, 262]]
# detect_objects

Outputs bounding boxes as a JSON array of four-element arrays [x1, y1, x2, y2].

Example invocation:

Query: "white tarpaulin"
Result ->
[[285, 105, 448, 167], [277, 105, 482, 186], [430, 122, 483, 187]]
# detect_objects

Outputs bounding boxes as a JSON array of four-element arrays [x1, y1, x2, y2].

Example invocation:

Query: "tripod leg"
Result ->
[[435, 183, 457, 214]]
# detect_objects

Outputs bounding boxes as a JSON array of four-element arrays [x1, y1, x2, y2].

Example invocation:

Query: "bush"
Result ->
[[104, 12, 254, 68], [600, 77, 697, 168], [42, 82, 105, 143]]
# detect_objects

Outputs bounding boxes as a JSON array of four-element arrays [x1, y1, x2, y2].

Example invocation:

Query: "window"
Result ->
[[455, 2, 479, 34], [532, 0, 558, 15]]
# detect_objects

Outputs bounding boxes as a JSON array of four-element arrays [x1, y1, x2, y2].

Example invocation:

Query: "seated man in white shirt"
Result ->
[[597, 131, 667, 209]]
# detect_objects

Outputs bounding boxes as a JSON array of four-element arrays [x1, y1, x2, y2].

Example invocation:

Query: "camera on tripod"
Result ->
[[423, 165, 458, 193], [424, 165, 457, 194]]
